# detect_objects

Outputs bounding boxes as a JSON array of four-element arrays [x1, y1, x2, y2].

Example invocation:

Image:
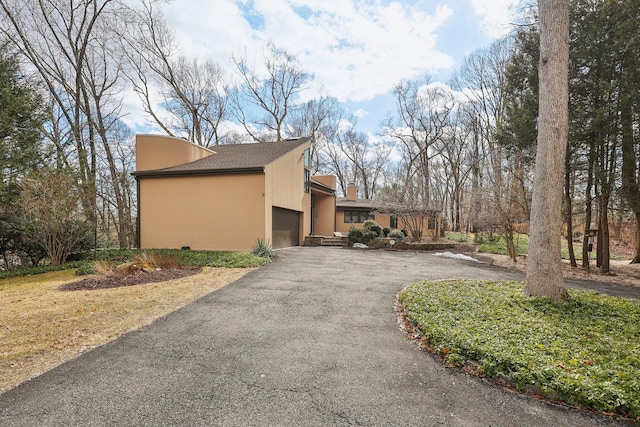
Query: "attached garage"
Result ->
[[272, 206, 300, 249]]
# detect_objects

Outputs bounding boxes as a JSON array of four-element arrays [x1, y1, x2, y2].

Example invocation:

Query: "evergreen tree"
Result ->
[[0, 41, 46, 268]]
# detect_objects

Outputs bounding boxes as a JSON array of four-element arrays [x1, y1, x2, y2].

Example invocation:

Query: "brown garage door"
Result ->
[[272, 207, 300, 249]]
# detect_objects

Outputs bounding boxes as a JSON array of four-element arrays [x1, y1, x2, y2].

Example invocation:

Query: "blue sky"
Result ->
[[125, 0, 520, 136]]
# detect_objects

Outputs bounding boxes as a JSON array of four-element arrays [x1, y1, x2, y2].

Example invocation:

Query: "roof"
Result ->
[[336, 197, 440, 213], [134, 137, 310, 177], [309, 178, 335, 194], [336, 197, 401, 210]]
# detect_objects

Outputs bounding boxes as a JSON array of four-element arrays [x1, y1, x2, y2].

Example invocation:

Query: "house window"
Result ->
[[304, 168, 310, 193], [344, 210, 374, 223], [390, 215, 398, 229], [303, 147, 310, 168]]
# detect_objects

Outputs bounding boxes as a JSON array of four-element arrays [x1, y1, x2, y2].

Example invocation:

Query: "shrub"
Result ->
[[252, 239, 278, 259], [401, 229, 409, 237], [362, 219, 377, 230], [388, 229, 405, 239], [348, 226, 376, 245], [369, 224, 383, 237], [382, 227, 391, 237]]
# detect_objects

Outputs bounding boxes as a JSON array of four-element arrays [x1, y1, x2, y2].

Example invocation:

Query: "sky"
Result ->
[[127, 0, 521, 136]]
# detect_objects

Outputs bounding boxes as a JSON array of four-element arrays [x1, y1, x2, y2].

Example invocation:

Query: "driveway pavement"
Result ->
[[0, 247, 633, 426]]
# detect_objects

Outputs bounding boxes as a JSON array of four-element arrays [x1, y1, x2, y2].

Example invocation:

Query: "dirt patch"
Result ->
[[59, 268, 201, 291]]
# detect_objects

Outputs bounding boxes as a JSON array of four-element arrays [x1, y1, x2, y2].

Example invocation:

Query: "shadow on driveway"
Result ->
[[0, 247, 632, 426]]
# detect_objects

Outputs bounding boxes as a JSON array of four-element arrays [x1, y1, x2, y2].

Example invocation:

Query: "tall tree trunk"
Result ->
[[620, 99, 640, 263], [524, 0, 570, 299], [598, 194, 611, 273], [564, 144, 577, 267], [582, 145, 594, 270]]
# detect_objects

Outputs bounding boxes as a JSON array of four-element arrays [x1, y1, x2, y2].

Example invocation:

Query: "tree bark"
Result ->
[[524, 0, 570, 299]]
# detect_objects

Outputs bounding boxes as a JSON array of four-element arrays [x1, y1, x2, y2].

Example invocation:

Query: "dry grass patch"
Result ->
[[0, 267, 250, 394]]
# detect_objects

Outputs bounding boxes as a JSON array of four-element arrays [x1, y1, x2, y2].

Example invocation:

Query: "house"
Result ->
[[336, 183, 440, 240], [133, 134, 440, 251], [133, 134, 335, 251]]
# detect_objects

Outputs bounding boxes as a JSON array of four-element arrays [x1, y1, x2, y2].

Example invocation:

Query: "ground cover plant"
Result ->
[[399, 279, 640, 419]]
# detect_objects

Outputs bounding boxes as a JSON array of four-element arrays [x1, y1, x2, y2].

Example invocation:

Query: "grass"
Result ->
[[0, 249, 271, 279], [0, 248, 270, 394], [451, 232, 625, 262], [444, 231, 471, 243], [399, 279, 640, 419], [475, 233, 530, 256]]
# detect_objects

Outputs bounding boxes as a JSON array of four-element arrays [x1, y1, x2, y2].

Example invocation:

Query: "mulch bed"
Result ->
[[59, 268, 201, 291]]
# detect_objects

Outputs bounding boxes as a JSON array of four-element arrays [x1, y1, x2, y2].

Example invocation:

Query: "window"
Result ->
[[390, 215, 398, 229], [343, 210, 374, 223], [303, 147, 310, 168], [304, 168, 310, 193]]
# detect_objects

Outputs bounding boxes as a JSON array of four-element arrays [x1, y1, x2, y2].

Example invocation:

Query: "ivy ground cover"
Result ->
[[399, 280, 640, 419]]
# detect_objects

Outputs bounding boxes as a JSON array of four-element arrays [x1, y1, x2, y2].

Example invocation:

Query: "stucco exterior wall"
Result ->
[[335, 210, 393, 234], [313, 194, 336, 235], [138, 173, 265, 251], [264, 142, 310, 244], [136, 134, 212, 171]]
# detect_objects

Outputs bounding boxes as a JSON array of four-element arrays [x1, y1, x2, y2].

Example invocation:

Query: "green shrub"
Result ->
[[388, 229, 406, 239], [362, 219, 377, 230], [382, 227, 391, 237], [369, 224, 383, 237], [401, 229, 409, 237], [251, 239, 278, 259], [348, 226, 376, 245]]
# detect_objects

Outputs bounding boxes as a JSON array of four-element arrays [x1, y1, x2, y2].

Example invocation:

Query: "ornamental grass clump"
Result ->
[[399, 279, 640, 419]]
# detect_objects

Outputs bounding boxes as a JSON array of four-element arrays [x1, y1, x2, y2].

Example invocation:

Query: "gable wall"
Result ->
[[138, 173, 265, 251], [136, 134, 212, 171]]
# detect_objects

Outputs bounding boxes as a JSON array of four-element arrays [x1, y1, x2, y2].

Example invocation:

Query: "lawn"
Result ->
[[444, 232, 621, 261], [399, 279, 640, 420]]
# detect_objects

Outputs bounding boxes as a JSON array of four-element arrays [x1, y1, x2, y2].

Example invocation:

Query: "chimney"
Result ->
[[346, 182, 357, 201]]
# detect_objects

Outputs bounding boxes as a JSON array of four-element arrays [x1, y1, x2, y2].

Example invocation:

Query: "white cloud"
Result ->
[[469, 0, 519, 38], [353, 108, 369, 119], [157, 1, 456, 103]]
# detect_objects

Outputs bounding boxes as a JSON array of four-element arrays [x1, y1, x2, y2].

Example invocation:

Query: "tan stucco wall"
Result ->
[[264, 142, 311, 244], [313, 193, 335, 236], [312, 175, 336, 190], [139, 173, 265, 251], [136, 134, 212, 171]]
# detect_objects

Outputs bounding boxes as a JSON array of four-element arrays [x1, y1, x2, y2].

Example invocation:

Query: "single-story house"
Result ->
[[133, 134, 335, 251], [336, 184, 440, 239]]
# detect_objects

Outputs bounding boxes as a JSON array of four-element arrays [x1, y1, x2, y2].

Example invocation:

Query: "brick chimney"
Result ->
[[346, 182, 357, 201]]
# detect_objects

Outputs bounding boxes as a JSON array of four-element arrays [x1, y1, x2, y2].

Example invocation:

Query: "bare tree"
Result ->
[[336, 128, 391, 200], [17, 169, 91, 265], [121, 1, 231, 147], [524, 0, 570, 299], [288, 96, 342, 173], [232, 44, 311, 142], [382, 78, 454, 208], [0, 0, 136, 249]]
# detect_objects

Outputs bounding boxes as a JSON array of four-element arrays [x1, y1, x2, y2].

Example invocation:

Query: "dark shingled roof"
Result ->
[[336, 197, 440, 213], [134, 137, 310, 177]]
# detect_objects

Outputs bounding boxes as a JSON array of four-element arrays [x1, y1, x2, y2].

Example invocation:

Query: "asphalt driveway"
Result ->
[[0, 247, 633, 426]]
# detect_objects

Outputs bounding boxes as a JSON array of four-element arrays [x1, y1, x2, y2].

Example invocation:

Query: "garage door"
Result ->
[[272, 207, 300, 249]]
